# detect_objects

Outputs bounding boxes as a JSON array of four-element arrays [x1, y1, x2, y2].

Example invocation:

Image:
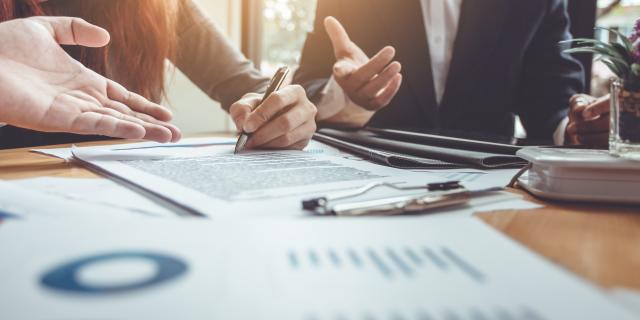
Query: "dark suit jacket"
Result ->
[[294, 0, 585, 142]]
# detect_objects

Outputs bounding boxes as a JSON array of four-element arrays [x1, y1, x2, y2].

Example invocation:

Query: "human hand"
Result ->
[[0, 17, 181, 142], [319, 17, 402, 125], [566, 94, 610, 147], [229, 85, 317, 150]]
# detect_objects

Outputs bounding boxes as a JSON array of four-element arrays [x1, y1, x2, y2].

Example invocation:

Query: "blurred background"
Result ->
[[165, 0, 639, 135]]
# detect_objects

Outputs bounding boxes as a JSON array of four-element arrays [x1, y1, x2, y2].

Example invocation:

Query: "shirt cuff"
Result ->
[[553, 117, 569, 146]]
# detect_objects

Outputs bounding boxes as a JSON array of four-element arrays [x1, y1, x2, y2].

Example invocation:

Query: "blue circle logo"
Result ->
[[41, 251, 188, 294]]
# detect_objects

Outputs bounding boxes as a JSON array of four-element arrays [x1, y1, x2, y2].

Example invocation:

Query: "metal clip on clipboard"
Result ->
[[302, 181, 503, 216]]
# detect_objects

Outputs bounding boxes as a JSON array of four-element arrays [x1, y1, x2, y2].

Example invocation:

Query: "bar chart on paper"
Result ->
[[260, 218, 636, 320], [282, 246, 545, 320], [287, 246, 485, 283]]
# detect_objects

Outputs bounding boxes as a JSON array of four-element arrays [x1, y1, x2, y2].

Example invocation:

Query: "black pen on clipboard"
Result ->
[[234, 66, 290, 154]]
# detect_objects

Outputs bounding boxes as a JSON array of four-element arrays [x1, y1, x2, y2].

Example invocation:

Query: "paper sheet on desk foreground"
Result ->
[[31, 137, 341, 161], [0, 180, 176, 220], [12, 177, 175, 217], [68, 139, 539, 218], [0, 217, 633, 319]]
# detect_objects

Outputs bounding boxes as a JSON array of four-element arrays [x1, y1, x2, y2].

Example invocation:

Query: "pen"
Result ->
[[234, 66, 290, 154]]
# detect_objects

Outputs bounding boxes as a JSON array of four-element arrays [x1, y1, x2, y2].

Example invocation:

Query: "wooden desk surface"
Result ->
[[1, 138, 639, 291]]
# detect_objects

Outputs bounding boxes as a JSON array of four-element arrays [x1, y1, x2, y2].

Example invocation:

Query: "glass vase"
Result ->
[[610, 79, 640, 160]]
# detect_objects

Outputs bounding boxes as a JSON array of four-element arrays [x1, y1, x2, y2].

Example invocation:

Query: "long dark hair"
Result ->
[[0, 0, 178, 100]]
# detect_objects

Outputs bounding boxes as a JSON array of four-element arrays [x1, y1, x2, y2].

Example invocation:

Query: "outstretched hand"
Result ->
[[0, 17, 181, 142], [318, 17, 402, 126]]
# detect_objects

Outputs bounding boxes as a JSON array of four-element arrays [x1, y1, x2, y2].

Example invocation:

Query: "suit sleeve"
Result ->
[[515, 0, 585, 141], [173, 0, 269, 112], [293, 0, 341, 104]]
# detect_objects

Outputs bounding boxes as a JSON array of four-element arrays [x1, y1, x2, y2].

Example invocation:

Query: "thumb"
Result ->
[[31, 16, 110, 47], [324, 16, 352, 59], [333, 60, 357, 78]]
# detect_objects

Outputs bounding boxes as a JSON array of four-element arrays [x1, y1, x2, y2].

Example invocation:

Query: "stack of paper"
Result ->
[[0, 217, 634, 319]]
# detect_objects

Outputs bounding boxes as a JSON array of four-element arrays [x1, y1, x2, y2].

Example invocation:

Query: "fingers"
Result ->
[[32, 16, 110, 47], [567, 113, 609, 135], [252, 119, 316, 150], [69, 112, 146, 140], [349, 47, 395, 87], [106, 80, 173, 122], [357, 61, 401, 99], [583, 95, 611, 119], [229, 93, 262, 131], [369, 74, 402, 110], [569, 94, 596, 121], [333, 60, 359, 79], [244, 85, 311, 133], [246, 100, 316, 147], [241, 85, 317, 149], [101, 100, 178, 143], [324, 16, 352, 58]]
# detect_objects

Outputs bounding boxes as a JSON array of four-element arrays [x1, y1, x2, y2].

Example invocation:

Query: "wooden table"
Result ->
[[1, 137, 639, 291]]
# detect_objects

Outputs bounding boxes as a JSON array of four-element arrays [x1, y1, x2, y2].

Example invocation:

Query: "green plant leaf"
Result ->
[[613, 42, 634, 64], [599, 59, 624, 78], [564, 47, 629, 66], [595, 27, 633, 51]]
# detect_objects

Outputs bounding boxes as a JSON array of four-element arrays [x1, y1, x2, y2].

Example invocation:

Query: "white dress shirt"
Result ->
[[317, 0, 568, 144]]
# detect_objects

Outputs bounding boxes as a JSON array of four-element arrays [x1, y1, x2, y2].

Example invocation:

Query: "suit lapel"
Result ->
[[372, 0, 438, 122], [440, 0, 509, 113]]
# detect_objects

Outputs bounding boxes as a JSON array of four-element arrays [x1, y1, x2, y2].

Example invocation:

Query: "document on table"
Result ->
[[31, 137, 341, 161], [0, 217, 634, 319], [12, 177, 176, 217], [0, 181, 171, 221], [70, 142, 459, 218]]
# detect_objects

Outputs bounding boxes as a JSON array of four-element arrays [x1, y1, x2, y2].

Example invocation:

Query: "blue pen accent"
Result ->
[[40, 251, 187, 295]]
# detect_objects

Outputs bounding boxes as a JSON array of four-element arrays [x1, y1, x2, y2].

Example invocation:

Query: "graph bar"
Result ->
[[520, 307, 546, 320], [347, 248, 364, 269], [328, 249, 342, 267], [442, 309, 462, 320], [288, 250, 299, 269], [367, 249, 393, 278], [404, 248, 424, 266], [308, 249, 320, 267], [495, 307, 515, 320], [441, 248, 485, 283], [386, 249, 415, 277], [468, 308, 489, 320], [422, 247, 448, 270]]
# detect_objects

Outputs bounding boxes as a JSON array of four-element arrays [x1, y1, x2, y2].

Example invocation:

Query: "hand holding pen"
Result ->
[[231, 66, 318, 153]]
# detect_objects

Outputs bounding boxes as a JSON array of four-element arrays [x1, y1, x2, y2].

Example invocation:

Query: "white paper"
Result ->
[[608, 288, 640, 319], [0, 181, 172, 221], [0, 217, 634, 319], [31, 137, 342, 161], [31, 137, 239, 160], [71, 143, 460, 218], [12, 177, 176, 218]]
